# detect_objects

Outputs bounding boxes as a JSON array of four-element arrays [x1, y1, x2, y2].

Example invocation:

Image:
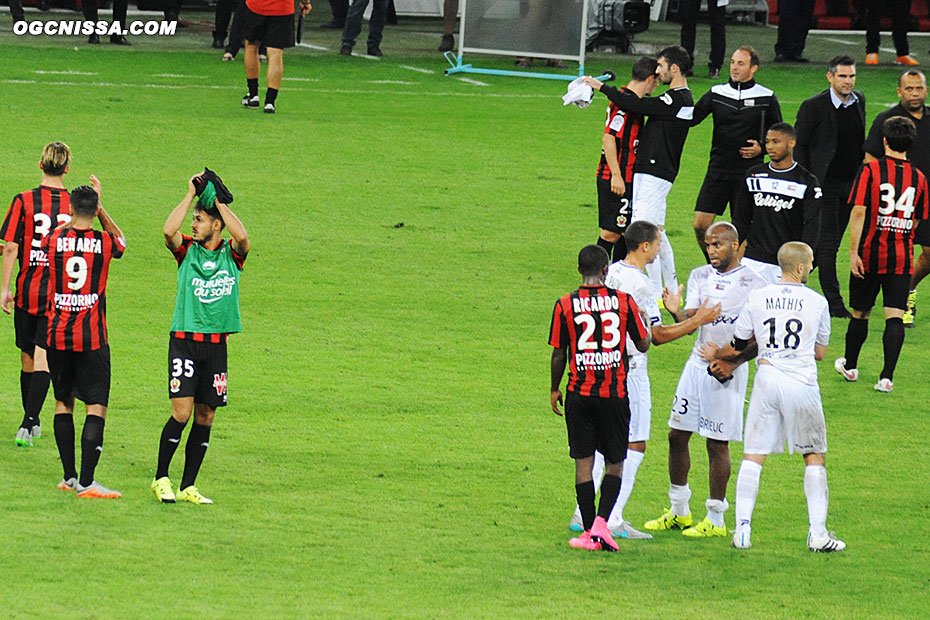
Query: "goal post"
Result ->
[[445, 0, 597, 81]]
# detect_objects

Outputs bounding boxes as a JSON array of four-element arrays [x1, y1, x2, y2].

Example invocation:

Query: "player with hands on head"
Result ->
[[151, 170, 249, 505]]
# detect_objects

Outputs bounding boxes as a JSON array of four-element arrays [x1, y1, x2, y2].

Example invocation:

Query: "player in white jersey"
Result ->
[[645, 222, 767, 538], [712, 242, 845, 552], [570, 221, 722, 539]]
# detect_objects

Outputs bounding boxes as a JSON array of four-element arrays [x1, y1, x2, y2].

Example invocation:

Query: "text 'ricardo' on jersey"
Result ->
[[549, 285, 648, 399]]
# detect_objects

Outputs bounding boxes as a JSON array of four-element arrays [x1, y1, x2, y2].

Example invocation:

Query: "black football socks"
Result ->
[[54, 413, 77, 481], [156, 416, 185, 479], [598, 474, 622, 521], [21, 370, 49, 430], [79, 415, 105, 488], [881, 317, 905, 380], [180, 423, 211, 490], [265, 88, 278, 106], [575, 480, 596, 531], [844, 317, 869, 369]]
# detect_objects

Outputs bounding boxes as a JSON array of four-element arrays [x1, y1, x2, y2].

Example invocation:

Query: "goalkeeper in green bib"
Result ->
[[151, 170, 249, 504]]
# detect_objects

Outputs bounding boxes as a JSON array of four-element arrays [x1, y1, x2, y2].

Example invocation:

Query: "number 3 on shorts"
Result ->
[[172, 358, 194, 378]]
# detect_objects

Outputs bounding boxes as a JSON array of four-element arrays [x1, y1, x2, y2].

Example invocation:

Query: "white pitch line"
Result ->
[[282, 77, 320, 82], [154, 73, 208, 78], [457, 77, 488, 86], [296, 42, 329, 51], [34, 70, 98, 75], [821, 37, 856, 46], [400, 65, 434, 74], [369, 80, 414, 85], [3, 78, 553, 98]]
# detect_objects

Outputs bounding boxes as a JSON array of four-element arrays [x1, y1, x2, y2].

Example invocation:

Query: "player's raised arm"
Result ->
[[90, 176, 126, 251], [652, 300, 721, 345], [164, 175, 199, 250], [214, 201, 249, 256]]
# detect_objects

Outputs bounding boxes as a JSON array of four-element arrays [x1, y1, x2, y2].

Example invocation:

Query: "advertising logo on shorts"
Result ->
[[191, 268, 236, 305], [213, 372, 228, 401], [170, 377, 181, 393]]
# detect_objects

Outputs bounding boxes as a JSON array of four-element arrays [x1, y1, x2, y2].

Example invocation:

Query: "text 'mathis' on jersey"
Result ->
[[684, 264, 767, 361], [0, 186, 71, 315], [549, 284, 648, 399], [849, 156, 930, 275], [43, 227, 125, 352], [606, 261, 661, 375], [734, 282, 830, 386]]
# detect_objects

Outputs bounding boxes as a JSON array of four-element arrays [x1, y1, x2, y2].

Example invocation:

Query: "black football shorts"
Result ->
[[168, 336, 229, 409], [564, 391, 630, 464]]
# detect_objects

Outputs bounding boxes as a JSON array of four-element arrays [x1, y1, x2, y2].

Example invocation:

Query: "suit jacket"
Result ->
[[794, 88, 866, 184]]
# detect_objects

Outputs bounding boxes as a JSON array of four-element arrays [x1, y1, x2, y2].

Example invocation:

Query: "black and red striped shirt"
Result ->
[[42, 227, 125, 351], [548, 285, 647, 399], [0, 186, 71, 315], [596, 88, 642, 184], [849, 156, 930, 275]]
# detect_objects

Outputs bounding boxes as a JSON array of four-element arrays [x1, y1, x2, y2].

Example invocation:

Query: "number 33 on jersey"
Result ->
[[549, 285, 649, 399]]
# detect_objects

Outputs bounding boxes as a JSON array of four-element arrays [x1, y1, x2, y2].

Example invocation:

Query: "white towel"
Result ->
[[562, 76, 593, 108]]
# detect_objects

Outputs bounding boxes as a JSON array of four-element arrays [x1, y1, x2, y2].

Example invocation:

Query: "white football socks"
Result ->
[[659, 229, 678, 292], [805, 464, 829, 537], [734, 460, 763, 527], [669, 482, 691, 517], [609, 449, 645, 525], [705, 498, 729, 527]]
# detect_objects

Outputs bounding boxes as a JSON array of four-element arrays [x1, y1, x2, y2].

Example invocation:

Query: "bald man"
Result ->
[[716, 241, 845, 552], [644, 222, 767, 538]]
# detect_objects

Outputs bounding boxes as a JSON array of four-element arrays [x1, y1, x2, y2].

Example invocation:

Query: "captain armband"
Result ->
[[732, 337, 750, 352]]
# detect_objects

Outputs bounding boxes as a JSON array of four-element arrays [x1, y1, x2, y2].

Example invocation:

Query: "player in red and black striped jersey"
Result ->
[[839, 116, 930, 392], [42, 182, 126, 498], [549, 245, 650, 551], [593, 57, 658, 263], [0, 142, 73, 446]]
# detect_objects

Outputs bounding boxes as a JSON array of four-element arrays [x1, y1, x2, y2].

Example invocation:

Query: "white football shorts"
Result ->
[[743, 364, 827, 455], [668, 356, 748, 442], [631, 173, 673, 227], [627, 371, 652, 443]]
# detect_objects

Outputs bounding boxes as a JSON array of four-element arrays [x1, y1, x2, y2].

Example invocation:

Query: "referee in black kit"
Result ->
[[862, 69, 930, 327]]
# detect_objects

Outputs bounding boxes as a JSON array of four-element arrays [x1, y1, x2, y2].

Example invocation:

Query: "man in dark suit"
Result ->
[[795, 55, 866, 318]]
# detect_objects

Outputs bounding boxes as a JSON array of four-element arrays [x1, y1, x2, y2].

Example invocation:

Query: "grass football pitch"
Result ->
[[0, 10, 928, 619]]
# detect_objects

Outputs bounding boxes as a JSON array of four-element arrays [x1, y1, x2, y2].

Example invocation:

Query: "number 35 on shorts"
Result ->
[[169, 357, 194, 394]]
